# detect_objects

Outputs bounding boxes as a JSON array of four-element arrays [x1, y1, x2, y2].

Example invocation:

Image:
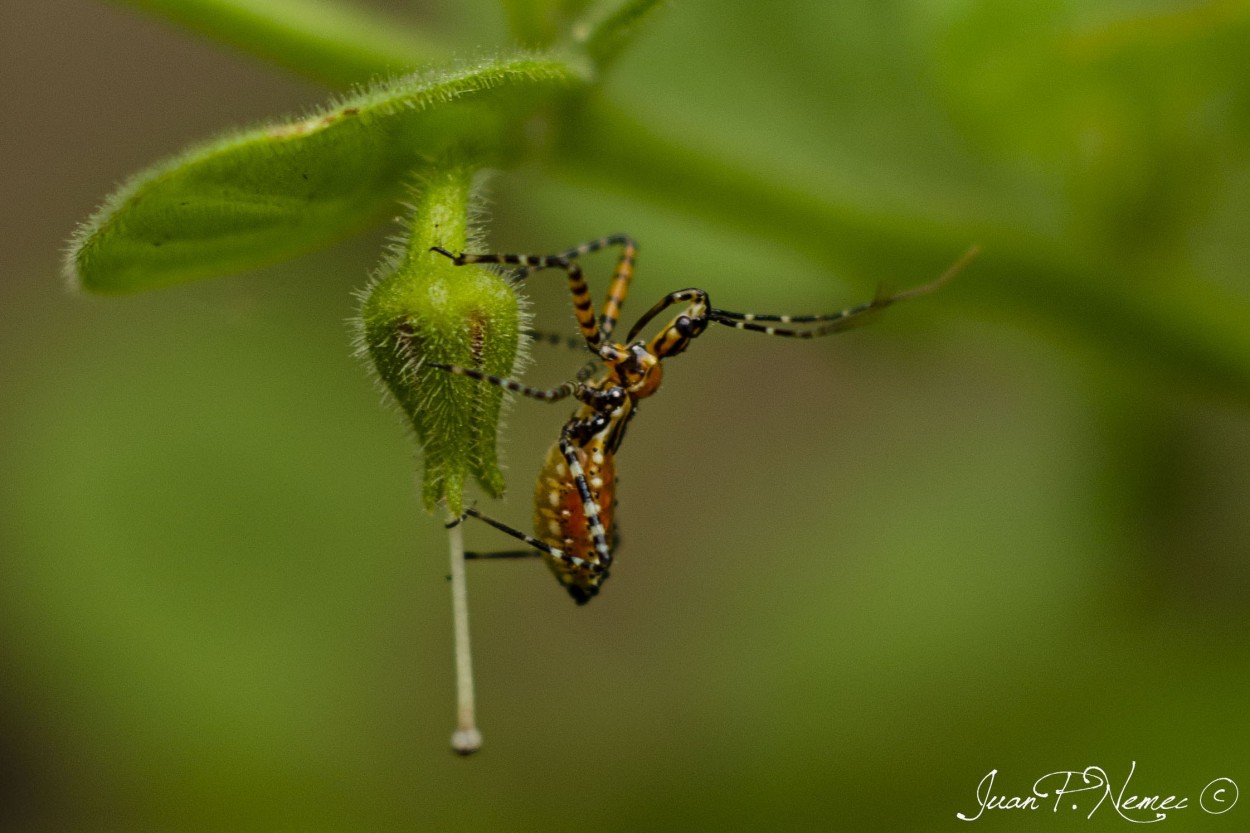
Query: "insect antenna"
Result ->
[[708, 245, 980, 338]]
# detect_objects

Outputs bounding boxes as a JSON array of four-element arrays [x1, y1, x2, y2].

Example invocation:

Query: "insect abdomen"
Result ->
[[532, 439, 616, 598]]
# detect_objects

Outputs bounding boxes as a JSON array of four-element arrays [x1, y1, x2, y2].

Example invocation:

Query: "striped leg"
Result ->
[[454, 508, 606, 575], [708, 286, 907, 338], [557, 432, 613, 569], [530, 231, 640, 263], [431, 246, 604, 350], [708, 297, 890, 338], [590, 235, 638, 340], [446, 431, 614, 574], [523, 329, 590, 351], [426, 361, 582, 403], [463, 550, 540, 560], [574, 360, 600, 383], [709, 245, 980, 338], [431, 235, 639, 350], [521, 332, 613, 389], [512, 234, 637, 338]]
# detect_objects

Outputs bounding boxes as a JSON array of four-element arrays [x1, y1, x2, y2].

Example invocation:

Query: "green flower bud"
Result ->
[[358, 166, 525, 514]]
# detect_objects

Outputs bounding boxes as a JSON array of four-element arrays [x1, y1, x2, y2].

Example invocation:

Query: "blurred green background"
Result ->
[[3, 1, 1249, 830]]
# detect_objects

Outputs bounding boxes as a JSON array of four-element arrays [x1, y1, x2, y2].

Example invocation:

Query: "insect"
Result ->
[[431, 237, 978, 604]]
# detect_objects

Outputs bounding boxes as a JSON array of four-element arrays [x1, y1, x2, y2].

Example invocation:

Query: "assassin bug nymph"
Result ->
[[431, 237, 979, 604]]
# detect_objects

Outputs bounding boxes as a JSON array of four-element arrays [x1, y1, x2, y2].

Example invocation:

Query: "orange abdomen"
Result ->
[[532, 439, 616, 583]]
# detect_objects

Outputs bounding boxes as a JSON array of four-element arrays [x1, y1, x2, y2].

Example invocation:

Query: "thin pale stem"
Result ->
[[446, 516, 482, 755]]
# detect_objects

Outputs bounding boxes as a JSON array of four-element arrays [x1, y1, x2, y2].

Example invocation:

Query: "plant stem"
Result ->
[[500, 0, 571, 46], [568, 0, 668, 69], [446, 516, 482, 755], [113, 0, 445, 88]]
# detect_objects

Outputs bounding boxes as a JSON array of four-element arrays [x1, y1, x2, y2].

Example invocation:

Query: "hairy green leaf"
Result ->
[[68, 54, 589, 294]]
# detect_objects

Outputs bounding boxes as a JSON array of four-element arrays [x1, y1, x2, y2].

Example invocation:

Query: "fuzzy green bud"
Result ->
[[358, 166, 523, 514]]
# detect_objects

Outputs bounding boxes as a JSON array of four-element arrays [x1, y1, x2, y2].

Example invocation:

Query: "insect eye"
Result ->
[[676, 314, 707, 339]]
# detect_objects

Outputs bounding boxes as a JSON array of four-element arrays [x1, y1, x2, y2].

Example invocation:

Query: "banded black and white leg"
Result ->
[[452, 508, 604, 574], [447, 431, 613, 577], [708, 245, 980, 338], [507, 235, 638, 338], [706, 285, 918, 338], [622, 282, 932, 347], [707, 297, 893, 338], [554, 427, 614, 570], [425, 362, 585, 403], [453, 507, 608, 607], [426, 360, 618, 411], [522, 329, 592, 351], [430, 234, 639, 351]]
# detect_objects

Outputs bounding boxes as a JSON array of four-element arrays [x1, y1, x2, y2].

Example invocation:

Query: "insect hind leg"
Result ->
[[453, 507, 606, 577], [463, 549, 541, 560]]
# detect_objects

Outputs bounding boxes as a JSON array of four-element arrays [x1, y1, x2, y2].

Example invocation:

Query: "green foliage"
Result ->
[[65, 0, 1250, 512], [935, 2, 1250, 263], [68, 0, 668, 513], [14, 0, 1250, 825], [67, 54, 587, 294]]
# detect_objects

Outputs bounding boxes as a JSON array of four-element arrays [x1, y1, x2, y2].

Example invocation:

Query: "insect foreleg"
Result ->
[[431, 246, 604, 350]]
